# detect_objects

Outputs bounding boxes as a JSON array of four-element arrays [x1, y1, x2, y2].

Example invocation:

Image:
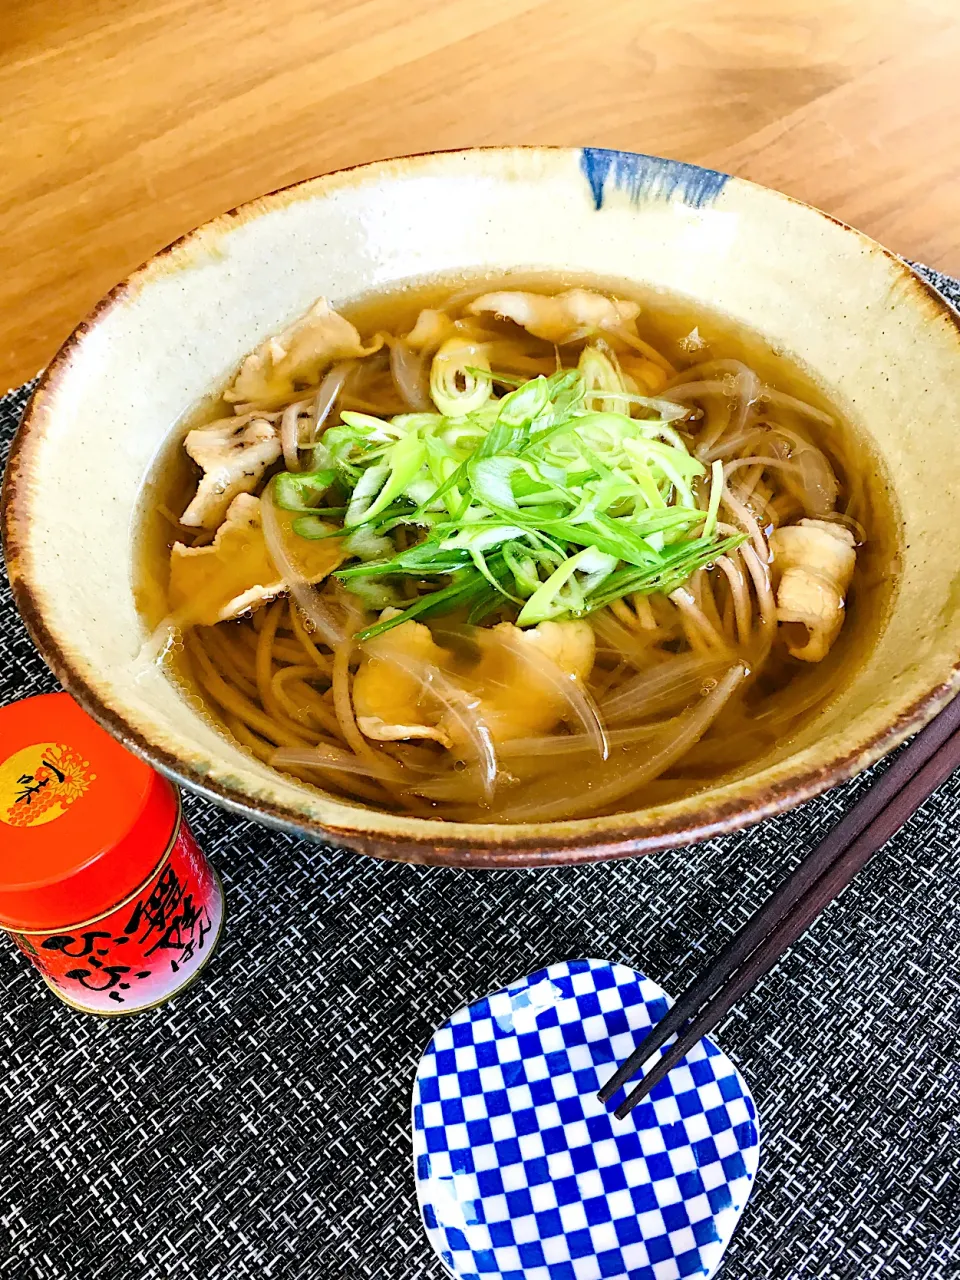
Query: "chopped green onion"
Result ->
[[465, 365, 525, 387], [267, 356, 737, 632], [516, 547, 595, 626], [703, 459, 724, 538], [344, 464, 390, 526], [430, 338, 492, 416], [578, 345, 625, 414], [353, 559, 509, 640], [291, 514, 347, 539], [353, 432, 427, 525], [274, 469, 337, 512]]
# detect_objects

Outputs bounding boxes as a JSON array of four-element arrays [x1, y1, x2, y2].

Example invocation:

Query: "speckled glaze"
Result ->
[[5, 148, 960, 867]]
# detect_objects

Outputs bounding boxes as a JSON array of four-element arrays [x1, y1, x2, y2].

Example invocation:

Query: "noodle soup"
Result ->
[[135, 275, 898, 824]]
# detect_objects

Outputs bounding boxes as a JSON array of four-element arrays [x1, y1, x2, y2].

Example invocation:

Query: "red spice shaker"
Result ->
[[0, 692, 224, 1015]]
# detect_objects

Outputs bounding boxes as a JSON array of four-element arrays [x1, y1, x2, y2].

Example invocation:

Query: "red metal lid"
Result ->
[[0, 692, 178, 932]]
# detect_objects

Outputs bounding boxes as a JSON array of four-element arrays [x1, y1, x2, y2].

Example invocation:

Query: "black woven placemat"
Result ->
[[1, 267, 959, 1280]]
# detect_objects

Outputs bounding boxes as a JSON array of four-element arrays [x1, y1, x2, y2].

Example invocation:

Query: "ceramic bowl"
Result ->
[[5, 148, 960, 867]]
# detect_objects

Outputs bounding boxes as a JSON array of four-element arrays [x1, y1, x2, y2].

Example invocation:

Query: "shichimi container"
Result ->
[[0, 692, 224, 1014]]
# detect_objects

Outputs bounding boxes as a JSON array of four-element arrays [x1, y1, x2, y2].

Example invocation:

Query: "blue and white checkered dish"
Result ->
[[413, 959, 759, 1280]]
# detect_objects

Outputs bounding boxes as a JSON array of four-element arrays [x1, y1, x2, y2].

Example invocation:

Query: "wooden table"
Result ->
[[3, 0, 959, 393]]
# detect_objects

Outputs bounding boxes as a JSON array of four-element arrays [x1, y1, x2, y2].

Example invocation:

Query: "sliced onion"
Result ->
[[591, 609, 662, 669], [390, 339, 432, 410], [727, 366, 761, 438], [664, 358, 756, 389], [660, 378, 732, 401], [488, 664, 747, 822], [499, 722, 671, 759], [764, 427, 839, 516], [261, 482, 346, 648], [314, 362, 351, 434], [815, 510, 867, 545], [600, 652, 729, 725], [609, 327, 676, 373], [493, 628, 608, 760], [661, 360, 759, 453], [372, 646, 498, 801], [759, 387, 835, 427], [701, 426, 766, 463], [271, 743, 398, 781], [409, 764, 505, 803], [281, 398, 310, 473], [724, 455, 795, 476], [793, 448, 838, 516]]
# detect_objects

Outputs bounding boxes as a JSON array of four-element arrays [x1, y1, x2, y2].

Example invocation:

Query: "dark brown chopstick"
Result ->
[[599, 689, 960, 1119]]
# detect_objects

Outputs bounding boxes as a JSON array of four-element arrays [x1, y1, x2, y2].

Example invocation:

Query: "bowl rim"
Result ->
[[5, 145, 960, 867]]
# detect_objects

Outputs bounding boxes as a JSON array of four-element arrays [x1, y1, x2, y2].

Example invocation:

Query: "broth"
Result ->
[[134, 272, 900, 823]]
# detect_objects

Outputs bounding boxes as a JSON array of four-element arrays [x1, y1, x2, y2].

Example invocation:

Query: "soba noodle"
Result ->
[[136, 277, 896, 823]]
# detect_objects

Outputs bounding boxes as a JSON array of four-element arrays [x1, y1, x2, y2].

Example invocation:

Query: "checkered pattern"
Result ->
[[413, 960, 759, 1280]]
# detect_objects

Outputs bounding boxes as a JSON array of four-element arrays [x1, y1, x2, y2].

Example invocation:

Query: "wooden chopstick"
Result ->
[[599, 688, 960, 1119]]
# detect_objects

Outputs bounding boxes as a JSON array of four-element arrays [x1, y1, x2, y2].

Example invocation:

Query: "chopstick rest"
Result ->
[[601, 689, 960, 1120], [412, 959, 759, 1280]]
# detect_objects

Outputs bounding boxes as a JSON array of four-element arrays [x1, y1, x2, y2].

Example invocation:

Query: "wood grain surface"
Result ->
[[2, 0, 959, 392]]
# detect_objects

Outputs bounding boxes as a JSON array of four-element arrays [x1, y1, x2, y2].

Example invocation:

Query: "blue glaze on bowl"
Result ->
[[580, 149, 729, 212], [413, 959, 759, 1280]]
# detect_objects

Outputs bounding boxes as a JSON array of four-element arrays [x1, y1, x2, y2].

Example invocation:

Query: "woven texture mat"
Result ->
[[1, 266, 959, 1280]]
